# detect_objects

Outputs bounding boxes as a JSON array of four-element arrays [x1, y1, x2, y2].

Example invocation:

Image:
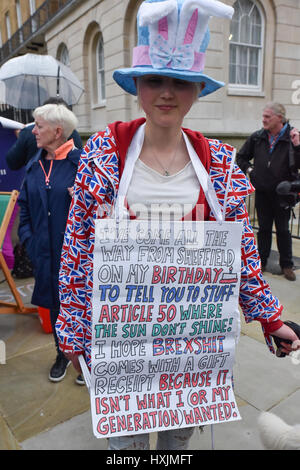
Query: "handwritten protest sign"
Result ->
[[90, 219, 242, 438]]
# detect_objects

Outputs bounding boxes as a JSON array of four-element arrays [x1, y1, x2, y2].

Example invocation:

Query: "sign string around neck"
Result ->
[[114, 124, 224, 224]]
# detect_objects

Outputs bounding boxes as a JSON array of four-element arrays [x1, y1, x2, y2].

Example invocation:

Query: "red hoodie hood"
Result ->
[[108, 118, 211, 178]]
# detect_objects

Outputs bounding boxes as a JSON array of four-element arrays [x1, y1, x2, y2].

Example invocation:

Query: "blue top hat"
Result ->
[[113, 0, 234, 98]]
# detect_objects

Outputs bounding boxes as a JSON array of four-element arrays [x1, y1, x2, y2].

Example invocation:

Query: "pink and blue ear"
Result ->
[[200, 28, 210, 53], [183, 8, 198, 44], [182, 8, 209, 52], [158, 16, 169, 40]]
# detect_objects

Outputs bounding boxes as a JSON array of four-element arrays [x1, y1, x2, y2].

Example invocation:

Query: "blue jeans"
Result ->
[[108, 427, 195, 450]]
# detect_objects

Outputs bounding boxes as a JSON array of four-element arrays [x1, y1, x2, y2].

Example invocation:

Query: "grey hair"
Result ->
[[264, 102, 287, 124], [33, 103, 78, 140]]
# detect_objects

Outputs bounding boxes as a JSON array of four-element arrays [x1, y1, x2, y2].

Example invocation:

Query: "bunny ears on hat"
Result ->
[[113, 0, 234, 98]]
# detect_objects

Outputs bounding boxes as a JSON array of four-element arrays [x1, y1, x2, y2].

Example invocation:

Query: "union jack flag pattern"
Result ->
[[56, 124, 281, 368]]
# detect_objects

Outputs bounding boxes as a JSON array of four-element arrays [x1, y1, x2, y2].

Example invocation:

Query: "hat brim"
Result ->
[[113, 67, 224, 97]]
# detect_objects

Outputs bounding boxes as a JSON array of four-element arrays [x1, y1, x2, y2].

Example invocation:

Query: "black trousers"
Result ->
[[255, 190, 293, 269], [50, 306, 65, 358]]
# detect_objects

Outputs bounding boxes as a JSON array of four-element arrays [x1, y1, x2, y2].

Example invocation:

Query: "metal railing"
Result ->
[[0, 0, 75, 65], [0, 104, 33, 124], [246, 193, 300, 240]]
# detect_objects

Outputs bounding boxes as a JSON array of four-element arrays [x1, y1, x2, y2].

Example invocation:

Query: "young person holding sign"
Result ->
[[55, 0, 300, 450]]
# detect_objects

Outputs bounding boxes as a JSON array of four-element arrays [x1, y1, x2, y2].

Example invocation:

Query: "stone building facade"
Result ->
[[1, 0, 300, 143]]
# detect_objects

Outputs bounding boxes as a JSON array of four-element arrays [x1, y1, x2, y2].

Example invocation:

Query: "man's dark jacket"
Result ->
[[237, 124, 300, 192], [5, 124, 82, 170]]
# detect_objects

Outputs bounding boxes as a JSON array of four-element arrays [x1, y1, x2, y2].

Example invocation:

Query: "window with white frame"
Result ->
[[5, 12, 11, 53], [5, 12, 11, 40], [29, 0, 37, 33], [229, 0, 264, 91], [29, 0, 36, 14], [16, 1, 22, 27], [0, 29, 3, 65], [16, 0, 23, 43], [57, 44, 70, 66], [96, 35, 105, 102]]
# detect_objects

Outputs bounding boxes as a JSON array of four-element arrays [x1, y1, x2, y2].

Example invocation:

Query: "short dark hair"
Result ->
[[42, 96, 71, 109]]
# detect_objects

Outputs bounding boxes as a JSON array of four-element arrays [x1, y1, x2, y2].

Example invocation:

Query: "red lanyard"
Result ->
[[268, 133, 280, 153], [39, 159, 53, 187]]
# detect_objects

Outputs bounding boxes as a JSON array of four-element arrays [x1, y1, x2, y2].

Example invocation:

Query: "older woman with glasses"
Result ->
[[18, 103, 82, 384]]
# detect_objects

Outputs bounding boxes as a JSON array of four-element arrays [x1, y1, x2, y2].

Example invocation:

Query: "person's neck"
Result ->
[[269, 123, 284, 137], [144, 122, 182, 152], [44, 139, 65, 160]]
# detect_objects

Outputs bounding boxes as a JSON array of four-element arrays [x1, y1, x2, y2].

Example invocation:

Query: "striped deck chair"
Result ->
[[0, 191, 37, 314]]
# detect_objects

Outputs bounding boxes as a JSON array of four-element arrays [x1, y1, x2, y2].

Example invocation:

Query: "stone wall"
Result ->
[[7, 0, 300, 137]]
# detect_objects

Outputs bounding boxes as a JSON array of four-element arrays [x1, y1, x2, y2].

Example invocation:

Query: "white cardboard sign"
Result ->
[[90, 219, 242, 438]]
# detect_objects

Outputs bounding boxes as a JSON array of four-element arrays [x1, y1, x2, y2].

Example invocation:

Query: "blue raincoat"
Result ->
[[18, 145, 81, 308]]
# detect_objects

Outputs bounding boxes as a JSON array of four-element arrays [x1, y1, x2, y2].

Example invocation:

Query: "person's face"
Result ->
[[136, 75, 200, 128], [262, 108, 283, 134], [32, 116, 58, 149]]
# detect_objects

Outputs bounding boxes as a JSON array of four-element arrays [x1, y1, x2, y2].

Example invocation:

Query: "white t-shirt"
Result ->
[[126, 159, 200, 220]]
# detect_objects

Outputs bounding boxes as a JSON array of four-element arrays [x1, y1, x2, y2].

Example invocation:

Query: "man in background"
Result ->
[[237, 102, 300, 281]]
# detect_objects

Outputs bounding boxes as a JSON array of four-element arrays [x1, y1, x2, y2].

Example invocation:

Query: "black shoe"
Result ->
[[49, 355, 71, 382], [76, 374, 85, 386]]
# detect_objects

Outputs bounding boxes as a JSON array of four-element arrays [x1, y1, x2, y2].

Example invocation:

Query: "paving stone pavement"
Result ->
[[0, 243, 300, 452]]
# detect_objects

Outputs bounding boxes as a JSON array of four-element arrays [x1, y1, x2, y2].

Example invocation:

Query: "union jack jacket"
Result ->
[[56, 119, 283, 367]]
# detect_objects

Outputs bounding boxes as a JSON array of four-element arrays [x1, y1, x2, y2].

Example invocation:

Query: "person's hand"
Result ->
[[280, 339, 300, 355], [14, 129, 22, 138], [272, 323, 300, 355], [64, 352, 82, 373], [292, 339, 300, 349], [68, 186, 74, 197], [290, 127, 300, 147]]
